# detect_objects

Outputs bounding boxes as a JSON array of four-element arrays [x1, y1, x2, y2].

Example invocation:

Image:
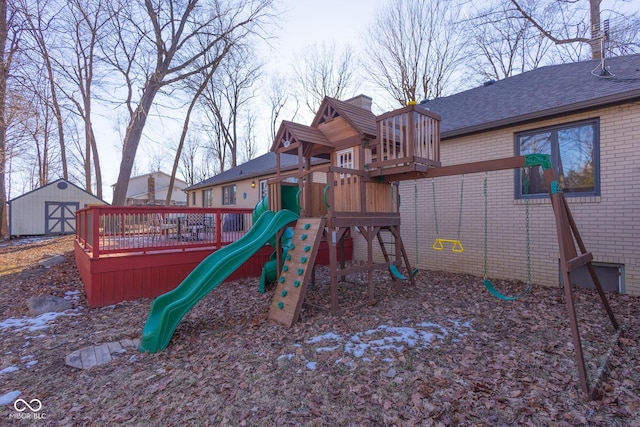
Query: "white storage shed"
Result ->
[[9, 179, 107, 237]]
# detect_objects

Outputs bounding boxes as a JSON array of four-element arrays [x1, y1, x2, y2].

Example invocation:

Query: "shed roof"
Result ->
[[8, 178, 108, 204], [422, 54, 640, 138]]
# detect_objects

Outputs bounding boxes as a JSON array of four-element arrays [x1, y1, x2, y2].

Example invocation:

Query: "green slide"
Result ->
[[138, 209, 299, 353]]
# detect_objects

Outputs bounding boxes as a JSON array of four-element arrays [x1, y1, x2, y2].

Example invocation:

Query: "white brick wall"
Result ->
[[353, 102, 640, 296]]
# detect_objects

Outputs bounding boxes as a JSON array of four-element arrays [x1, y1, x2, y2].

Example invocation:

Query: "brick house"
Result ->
[[365, 54, 640, 295], [184, 151, 329, 209]]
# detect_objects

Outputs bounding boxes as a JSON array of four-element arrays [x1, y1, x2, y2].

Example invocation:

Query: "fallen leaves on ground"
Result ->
[[0, 236, 639, 426]]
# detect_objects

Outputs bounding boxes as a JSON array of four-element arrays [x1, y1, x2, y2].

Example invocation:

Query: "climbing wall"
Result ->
[[269, 217, 325, 327]]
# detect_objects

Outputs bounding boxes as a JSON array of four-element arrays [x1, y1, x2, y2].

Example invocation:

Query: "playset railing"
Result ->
[[76, 205, 254, 259], [368, 103, 441, 176], [267, 166, 399, 222]]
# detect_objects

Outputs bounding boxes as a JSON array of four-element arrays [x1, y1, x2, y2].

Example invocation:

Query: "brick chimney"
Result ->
[[345, 94, 372, 111]]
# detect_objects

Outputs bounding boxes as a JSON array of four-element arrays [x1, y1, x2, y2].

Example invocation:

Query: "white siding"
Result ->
[[10, 180, 106, 236]]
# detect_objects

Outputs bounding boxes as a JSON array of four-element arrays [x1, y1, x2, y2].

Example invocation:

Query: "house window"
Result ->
[[191, 192, 196, 206], [259, 180, 268, 200], [515, 119, 599, 198], [336, 148, 354, 177], [222, 185, 236, 205], [203, 189, 213, 207]]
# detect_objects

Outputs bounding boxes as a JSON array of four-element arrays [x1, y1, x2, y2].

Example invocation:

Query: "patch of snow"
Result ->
[[0, 236, 53, 248], [305, 361, 317, 370], [20, 355, 34, 360], [64, 290, 81, 301], [315, 345, 341, 353], [0, 310, 78, 332], [0, 366, 19, 375], [0, 390, 21, 405], [307, 332, 343, 344], [301, 319, 472, 361], [25, 360, 38, 368], [277, 353, 294, 361]]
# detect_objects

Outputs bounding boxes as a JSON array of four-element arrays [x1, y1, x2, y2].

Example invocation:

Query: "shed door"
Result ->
[[46, 201, 79, 234]]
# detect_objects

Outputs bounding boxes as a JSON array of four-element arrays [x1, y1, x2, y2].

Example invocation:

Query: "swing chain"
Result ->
[[457, 175, 464, 239], [524, 170, 531, 285], [483, 172, 488, 280], [431, 178, 439, 237], [414, 180, 419, 267]]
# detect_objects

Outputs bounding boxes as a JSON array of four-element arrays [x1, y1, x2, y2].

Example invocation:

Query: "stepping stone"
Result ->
[[26, 295, 72, 316], [65, 338, 140, 369]]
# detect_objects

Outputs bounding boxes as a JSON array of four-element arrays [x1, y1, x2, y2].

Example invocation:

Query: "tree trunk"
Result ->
[[0, 0, 8, 237], [90, 127, 102, 199], [165, 68, 216, 206], [111, 78, 161, 205]]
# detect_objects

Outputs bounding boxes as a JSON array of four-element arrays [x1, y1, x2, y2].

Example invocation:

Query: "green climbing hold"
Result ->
[[304, 245, 311, 252], [283, 265, 289, 272], [278, 302, 284, 309], [301, 234, 308, 241], [281, 290, 288, 297], [304, 223, 311, 230], [286, 254, 291, 261], [279, 277, 285, 283], [297, 268, 304, 275], [293, 280, 300, 288], [301, 256, 308, 263], [290, 244, 295, 250]]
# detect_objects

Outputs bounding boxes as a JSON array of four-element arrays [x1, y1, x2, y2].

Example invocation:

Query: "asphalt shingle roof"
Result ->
[[185, 152, 328, 190], [423, 54, 640, 138]]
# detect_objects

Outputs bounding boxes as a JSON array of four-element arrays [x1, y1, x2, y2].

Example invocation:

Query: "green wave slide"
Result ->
[[138, 209, 299, 354]]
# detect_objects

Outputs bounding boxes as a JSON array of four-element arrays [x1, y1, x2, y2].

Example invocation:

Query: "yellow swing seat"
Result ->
[[432, 238, 464, 253]]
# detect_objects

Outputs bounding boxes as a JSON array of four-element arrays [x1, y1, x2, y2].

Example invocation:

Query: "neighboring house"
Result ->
[[117, 171, 187, 206], [380, 54, 640, 295], [185, 152, 330, 209], [9, 178, 107, 237]]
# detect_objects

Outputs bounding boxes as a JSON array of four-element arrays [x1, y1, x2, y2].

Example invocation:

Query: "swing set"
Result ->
[[398, 153, 619, 399], [429, 172, 532, 300]]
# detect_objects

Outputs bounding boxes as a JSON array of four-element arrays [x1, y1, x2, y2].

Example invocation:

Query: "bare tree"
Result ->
[[19, 0, 69, 181], [239, 110, 258, 164], [200, 45, 262, 171], [54, 0, 112, 199], [293, 41, 360, 115], [510, 0, 640, 60], [107, 0, 275, 206], [0, 0, 20, 237], [164, 60, 218, 206], [366, 0, 467, 106], [266, 72, 298, 144], [465, 0, 554, 82]]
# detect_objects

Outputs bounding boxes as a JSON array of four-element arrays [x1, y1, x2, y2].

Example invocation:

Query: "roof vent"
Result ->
[[483, 79, 496, 87]]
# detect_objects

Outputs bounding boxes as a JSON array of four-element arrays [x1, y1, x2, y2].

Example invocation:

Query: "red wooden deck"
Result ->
[[74, 206, 351, 307]]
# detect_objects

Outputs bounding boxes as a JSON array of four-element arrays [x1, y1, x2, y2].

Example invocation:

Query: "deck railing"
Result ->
[[76, 206, 254, 259]]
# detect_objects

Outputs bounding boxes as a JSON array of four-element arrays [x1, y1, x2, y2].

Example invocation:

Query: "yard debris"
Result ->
[[0, 236, 639, 424]]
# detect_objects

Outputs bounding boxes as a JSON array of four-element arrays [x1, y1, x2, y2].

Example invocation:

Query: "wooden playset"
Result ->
[[139, 96, 617, 399], [264, 97, 618, 399]]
